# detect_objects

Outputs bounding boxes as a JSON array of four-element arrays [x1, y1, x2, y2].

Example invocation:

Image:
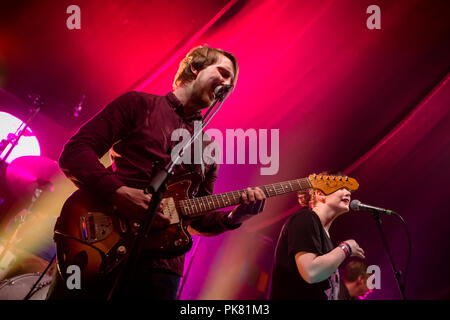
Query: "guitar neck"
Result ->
[[178, 177, 312, 219]]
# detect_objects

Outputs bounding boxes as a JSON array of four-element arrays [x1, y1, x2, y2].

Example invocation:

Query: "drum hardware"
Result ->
[[0, 154, 62, 299], [1, 154, 61, 270], [1, 154, 62, 265], [0, 95, 43, 167], [0, 272, 52, 300], [0, 183, 50, 267], [23, 253, 55, 300]]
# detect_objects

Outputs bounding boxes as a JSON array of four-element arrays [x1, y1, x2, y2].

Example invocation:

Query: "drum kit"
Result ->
[[0, 99, 63, 300]]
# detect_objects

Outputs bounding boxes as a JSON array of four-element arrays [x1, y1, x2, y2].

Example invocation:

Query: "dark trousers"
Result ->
[[46, 257, 181, 300]]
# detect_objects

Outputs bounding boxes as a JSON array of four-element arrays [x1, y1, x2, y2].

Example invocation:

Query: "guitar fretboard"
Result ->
[[178, 178, 312, 218]]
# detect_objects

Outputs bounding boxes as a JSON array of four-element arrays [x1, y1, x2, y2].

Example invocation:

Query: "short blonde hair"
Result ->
[[297, 171, 345, 208], [173, 45, 239, 90]]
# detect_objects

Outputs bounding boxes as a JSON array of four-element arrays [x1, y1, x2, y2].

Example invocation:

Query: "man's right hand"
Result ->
[[343, 239, 365, 259], [111, 186, 170, 228]]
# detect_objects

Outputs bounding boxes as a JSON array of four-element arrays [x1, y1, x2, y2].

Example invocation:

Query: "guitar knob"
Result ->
[[117, 245, 127, 255]]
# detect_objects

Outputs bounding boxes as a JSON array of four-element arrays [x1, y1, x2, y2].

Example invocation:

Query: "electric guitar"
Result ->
[[53, 173, 358, 282]]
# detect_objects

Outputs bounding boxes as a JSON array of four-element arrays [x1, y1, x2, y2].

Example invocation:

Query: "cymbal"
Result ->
[[6, 155, 62, 198]]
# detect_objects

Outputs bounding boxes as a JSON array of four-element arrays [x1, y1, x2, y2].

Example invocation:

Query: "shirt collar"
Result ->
[[166, 92, 203, 122]]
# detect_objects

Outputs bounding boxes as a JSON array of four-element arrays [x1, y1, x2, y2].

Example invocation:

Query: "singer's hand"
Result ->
[[343, 239, 365, 259]]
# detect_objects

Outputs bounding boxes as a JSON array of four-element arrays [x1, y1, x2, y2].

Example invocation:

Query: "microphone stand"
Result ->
[[0, 96, 42, 167], [371, 212, 407, 300], [106, 87, 232, 300]]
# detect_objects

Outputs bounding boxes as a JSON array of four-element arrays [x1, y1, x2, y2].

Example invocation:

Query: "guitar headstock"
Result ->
[[308, 174, 359, 195]]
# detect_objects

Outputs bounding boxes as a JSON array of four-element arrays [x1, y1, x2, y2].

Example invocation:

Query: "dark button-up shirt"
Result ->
[[59, 91, 240, 276]]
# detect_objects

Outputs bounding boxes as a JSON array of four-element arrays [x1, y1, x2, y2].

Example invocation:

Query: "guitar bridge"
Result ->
[[80, 212, 113, 243]]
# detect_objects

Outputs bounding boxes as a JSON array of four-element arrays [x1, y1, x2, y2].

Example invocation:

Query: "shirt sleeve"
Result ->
[[188, 161, 242, 235], [59, 91, 144, 198], [287, 211, 324, 258]]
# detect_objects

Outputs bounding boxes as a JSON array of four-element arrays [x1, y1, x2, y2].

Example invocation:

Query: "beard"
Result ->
[[190, 81, 214, 110]]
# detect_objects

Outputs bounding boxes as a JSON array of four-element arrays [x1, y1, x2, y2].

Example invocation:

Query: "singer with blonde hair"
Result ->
[[270, 172, 365, 300]]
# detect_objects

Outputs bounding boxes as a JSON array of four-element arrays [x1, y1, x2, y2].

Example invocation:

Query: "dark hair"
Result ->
[[173, 45, 239, 90]]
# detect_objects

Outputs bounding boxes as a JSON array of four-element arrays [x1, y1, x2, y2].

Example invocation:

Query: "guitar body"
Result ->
[[54, 173, 201, 283]]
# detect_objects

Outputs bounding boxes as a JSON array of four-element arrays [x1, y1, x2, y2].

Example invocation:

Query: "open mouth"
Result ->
[[341, 199, 350, 205]]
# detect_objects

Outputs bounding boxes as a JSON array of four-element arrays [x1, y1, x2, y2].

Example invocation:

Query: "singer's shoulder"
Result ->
[[284, 208, 321, 234], [116, 90, 162, 101], [294, 207, 315, 216], [289, 208, 318, 223], [107, 91, 147, 105], [111, 91, 167, 110], [113, 90, 165, 99]]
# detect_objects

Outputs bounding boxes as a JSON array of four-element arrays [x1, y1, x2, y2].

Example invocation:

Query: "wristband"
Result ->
[[339, 242, 351, 258]]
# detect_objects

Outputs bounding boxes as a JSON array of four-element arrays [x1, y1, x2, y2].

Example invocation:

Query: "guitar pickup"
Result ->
[[80, 212, 113, 243], [161, 197, 180, 224]]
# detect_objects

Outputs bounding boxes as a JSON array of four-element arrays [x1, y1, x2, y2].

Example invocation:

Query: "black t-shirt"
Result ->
[[270, 208, 340, 300]]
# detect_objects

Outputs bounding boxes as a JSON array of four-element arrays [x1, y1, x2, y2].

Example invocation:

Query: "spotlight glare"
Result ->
[[0, 111, 41, 163]]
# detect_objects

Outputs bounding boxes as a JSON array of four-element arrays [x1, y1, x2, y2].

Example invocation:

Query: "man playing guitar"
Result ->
[[46, 45, 266, 300]]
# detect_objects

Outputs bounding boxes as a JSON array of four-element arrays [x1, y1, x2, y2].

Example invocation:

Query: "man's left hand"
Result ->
[[228, 187, 266, 225]]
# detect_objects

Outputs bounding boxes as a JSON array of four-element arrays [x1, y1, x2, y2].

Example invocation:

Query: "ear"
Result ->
[[315, 189, 326, 202], [190, 64, 199, 77]]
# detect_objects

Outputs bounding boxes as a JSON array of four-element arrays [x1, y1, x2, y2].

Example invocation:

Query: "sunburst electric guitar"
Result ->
[[54, 173, 358, 282]]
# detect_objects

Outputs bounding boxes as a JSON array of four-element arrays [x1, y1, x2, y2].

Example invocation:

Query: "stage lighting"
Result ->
[[0, 111, 40, 164]]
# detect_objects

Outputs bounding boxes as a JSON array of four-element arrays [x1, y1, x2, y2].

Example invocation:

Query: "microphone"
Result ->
[[350, 200, 396, 215], [214, 84, 233, 100]]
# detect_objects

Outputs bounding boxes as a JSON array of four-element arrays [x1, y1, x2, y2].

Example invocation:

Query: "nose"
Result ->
[[217, 68, 233, 86], [220, 76, 232, 87]]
